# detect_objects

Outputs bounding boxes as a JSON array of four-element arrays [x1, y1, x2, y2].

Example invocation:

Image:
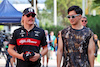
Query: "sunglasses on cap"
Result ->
[[26, 13, 35, 18], [82, 20, 87, 22], [66, 14, 80, 19]]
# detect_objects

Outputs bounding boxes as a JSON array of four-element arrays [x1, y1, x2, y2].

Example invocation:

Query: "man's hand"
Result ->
[[29, 53, 40, 62], [19, 53, 25, 61]]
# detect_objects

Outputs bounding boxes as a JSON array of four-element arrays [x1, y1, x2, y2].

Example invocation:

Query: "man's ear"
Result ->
[[79, 14, 82, 19], [79, 14, 82, 17]]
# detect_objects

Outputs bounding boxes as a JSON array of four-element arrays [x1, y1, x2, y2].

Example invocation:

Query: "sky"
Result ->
[[0, 0, 46, 11], [0, 0, 46, 13], [0, 0, 46, 4]]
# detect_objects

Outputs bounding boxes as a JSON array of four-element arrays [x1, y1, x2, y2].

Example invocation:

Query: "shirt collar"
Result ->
[[21, 25, 37, 31]]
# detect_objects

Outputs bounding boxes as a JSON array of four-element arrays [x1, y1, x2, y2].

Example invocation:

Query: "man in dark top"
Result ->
[[81, 16, 88, 27], [57, 6, 95, 67], [8, 7, 48, 67], [81, 16, 99, 58]]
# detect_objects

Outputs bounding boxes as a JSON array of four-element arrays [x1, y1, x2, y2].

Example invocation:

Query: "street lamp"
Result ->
[[82, 0, 85, 16], [54, 0, 57, 26]]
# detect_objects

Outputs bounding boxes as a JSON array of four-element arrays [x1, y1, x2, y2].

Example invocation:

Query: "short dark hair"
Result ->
[[68, 5, 83, 15], [82, 16, 87, 19]]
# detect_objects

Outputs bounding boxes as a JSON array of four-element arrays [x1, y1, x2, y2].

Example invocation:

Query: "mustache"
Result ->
[[28, 19, 34, 21]]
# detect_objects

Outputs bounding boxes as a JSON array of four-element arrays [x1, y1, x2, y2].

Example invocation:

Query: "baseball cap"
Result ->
[[23, 8, 36, 15]]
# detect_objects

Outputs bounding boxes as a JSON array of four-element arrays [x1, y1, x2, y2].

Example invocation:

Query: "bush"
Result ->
[[40, 24, 65, 37], [86, 15, 100, 39]]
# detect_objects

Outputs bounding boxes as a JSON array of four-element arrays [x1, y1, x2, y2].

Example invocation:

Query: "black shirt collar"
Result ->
[[21, 25, 37, 31]]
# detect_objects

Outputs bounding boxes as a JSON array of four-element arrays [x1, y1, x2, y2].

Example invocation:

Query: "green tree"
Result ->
[[45, 0, 82, 26], [93, 0, 100, 4], [91, 0, 100, 15]]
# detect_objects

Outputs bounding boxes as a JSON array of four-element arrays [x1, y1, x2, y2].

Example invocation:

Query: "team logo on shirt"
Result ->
[[19, 39, 37, 44], [17, 38, 41, 46], [34, 31, 40, 37], [20, 30, 25, 37]]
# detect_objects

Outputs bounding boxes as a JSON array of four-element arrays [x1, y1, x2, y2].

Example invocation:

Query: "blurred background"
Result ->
[[0, 0, 99, 37], [0, 0, 100, 67]]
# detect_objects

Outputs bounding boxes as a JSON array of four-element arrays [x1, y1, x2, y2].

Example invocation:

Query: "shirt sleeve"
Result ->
[[40, 30, 47, 47], [9, 30, 17, 45]]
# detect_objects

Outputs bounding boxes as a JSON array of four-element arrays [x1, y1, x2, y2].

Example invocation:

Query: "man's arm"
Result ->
[[40, 45, 48, 56], [57, 31, 63, 67], [88, 36, 95, 67], [8, 44, 24, 61]]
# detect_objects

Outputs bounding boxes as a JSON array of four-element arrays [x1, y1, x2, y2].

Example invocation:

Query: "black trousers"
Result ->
[[16, 59, 41, 67]]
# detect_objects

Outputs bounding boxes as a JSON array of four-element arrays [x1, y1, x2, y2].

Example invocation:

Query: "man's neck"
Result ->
[[72, 22, 83, 30], [24, 24, 34, 32]]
